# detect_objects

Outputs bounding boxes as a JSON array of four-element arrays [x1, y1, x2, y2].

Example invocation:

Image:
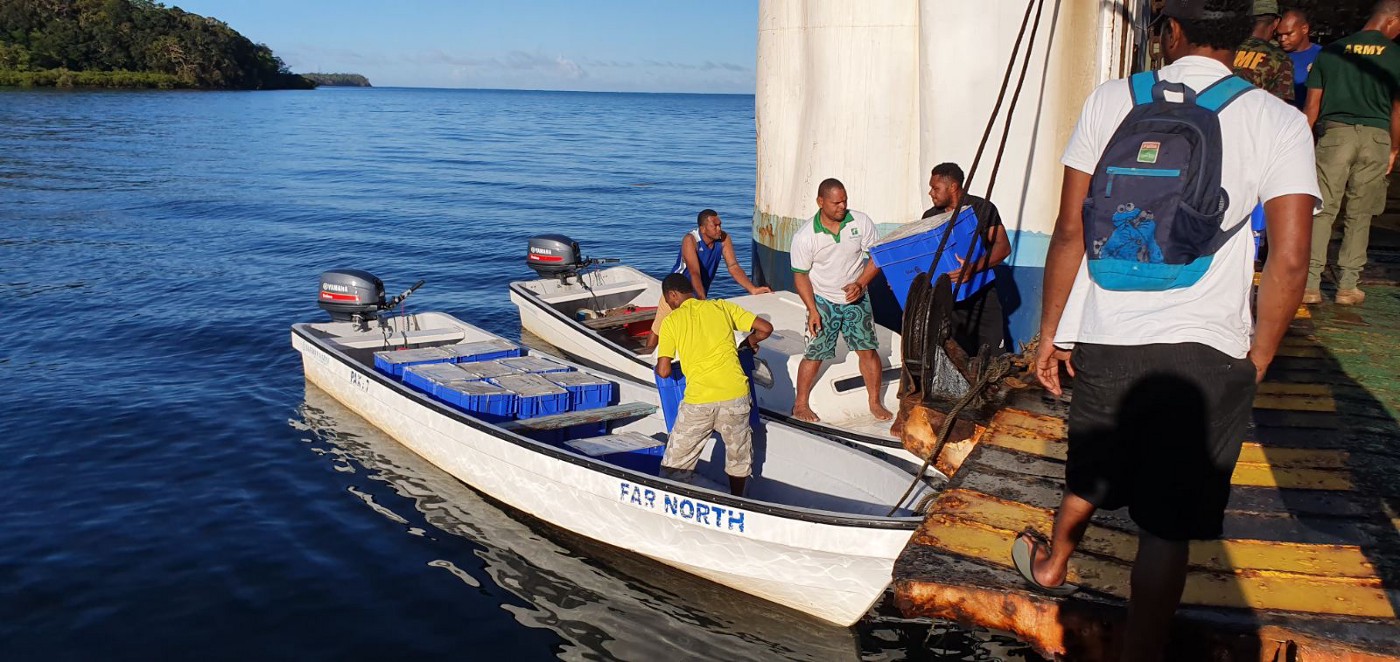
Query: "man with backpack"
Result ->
[[1020, 0, 1318, 657]]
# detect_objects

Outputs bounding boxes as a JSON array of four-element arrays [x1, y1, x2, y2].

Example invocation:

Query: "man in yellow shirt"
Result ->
[[655, 274, 773, 496]]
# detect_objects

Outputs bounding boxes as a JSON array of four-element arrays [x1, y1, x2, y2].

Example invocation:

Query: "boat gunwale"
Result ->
[[507, 273, 909, 453], [291, 321, 925, 531]]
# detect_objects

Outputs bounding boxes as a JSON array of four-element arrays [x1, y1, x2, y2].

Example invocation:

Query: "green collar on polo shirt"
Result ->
[[812, 211, 854, 242]]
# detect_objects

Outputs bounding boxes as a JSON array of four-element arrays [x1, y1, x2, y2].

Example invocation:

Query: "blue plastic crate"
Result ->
[[437, 380, 516, 423], [373, 347, 454, 377], [869, 206, 994, 308], [497, 355, 573, 375], [495, 374, 570, 419], [546, 371, 615, 411], [403, 363, 478, 395], [655, 357, 759, 433], [654, 365, 686, 433]]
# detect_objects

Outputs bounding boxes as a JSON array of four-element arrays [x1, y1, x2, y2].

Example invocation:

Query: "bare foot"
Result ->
[[1022, 532, 1068, 588], [869, 402, 894, 421], [791, 404, 820, 423]]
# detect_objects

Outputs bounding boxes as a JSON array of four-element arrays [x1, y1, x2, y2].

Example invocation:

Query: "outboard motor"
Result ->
[[319, 269, 385, 321], [526, 234, 617, 282], [318, 269, 425, 328]]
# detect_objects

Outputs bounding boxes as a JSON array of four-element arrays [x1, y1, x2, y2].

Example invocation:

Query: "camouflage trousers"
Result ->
[[661, 395, 753, 478], [1309, 122, 1390, 291]]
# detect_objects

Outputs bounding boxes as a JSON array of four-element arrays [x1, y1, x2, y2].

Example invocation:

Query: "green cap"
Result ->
[[1252, 0, 1280, 16]]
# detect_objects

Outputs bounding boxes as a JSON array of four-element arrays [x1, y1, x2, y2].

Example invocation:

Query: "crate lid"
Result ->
[[872, 205, 976, 247], [447, 338, 519, 359], [463, 359, 522, 379], [565, 432, 664, 457], [546, 371, 612, 387], [374, 347, 453, 364], [494, 373, 569, 396], [404, 363, 475, 383], [442, 380, 509, 396], [497, 356, 571, 372]]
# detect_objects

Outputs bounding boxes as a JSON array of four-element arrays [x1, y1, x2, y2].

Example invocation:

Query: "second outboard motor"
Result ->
[[526, 234, 584, 280], [525, 234, 618, 283]]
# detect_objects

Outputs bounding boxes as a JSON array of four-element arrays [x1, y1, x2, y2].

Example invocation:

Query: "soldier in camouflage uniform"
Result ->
[[1233, 0, 1293, 102]]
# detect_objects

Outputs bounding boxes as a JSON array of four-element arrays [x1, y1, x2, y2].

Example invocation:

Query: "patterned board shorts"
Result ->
[[661, 395, 753, 478], [804, 294, 879, 361]]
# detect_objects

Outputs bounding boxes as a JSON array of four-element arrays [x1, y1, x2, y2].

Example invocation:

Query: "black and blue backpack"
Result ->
[[1083, 71, 1255, 291]]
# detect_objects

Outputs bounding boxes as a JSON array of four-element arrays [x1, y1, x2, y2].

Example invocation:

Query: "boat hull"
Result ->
[[292, 327, 918, 626]]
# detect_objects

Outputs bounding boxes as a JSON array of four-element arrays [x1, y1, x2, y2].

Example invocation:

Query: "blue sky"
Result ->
[[171, 1, 758, 93]]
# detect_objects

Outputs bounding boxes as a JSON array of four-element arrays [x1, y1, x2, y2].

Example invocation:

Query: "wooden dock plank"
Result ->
[[916, 491, 1395, 618], [979, 414, 1354, 490], [924, 489, 1380, 579], [893, 550, 1400, 662]]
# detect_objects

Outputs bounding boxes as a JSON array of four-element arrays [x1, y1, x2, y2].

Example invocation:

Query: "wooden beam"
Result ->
[[915, 489, 1396, 618], [499, 402, 657, 432]]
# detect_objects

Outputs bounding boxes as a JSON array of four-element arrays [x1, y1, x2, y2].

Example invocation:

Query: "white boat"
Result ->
[[509, 264, 923, 466], [292, 300, 937, 626]]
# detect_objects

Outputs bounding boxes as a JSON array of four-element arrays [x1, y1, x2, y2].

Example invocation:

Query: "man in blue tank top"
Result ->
[[646, 209, 771, 351]]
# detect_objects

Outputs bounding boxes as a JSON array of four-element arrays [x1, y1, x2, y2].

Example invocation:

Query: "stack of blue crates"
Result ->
[[375, 339, 625, 445]]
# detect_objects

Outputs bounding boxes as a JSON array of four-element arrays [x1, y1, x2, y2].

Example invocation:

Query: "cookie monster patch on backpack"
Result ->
[[1083, 72, 1255, 291]]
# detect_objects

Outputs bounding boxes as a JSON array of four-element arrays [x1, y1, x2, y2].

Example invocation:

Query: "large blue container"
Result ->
[[437, 381, 515, 423], [654, 365, 687, 433], [373, 347, 454, 377], [546, 371, 616, 411], [654, 354, 760, 434], [869, 205, 994, 308], [495, 374, 571, 419]]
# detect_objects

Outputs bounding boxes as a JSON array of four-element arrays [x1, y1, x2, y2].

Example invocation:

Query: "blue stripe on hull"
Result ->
[[751, 240, 1046, 353]]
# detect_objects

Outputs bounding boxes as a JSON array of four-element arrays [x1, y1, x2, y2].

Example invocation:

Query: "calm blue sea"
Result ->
[[0, 87, 1040, 661]]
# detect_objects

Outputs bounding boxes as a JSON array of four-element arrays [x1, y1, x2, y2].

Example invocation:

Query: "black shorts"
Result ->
[[950, 281, 1006, 357], [1065, 343, 1257, 541]]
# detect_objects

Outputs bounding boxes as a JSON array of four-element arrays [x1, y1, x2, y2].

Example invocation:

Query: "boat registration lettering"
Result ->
[[349, 370, 370, 392], [618, 481, 746, 533]]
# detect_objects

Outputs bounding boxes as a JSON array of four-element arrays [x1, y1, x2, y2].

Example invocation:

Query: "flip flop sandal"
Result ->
[[1011, 529, 1079, 597]]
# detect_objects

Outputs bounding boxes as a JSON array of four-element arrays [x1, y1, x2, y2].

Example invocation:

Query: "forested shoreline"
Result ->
[[303, 73, 371, 87], [0, 0, 313, 89]]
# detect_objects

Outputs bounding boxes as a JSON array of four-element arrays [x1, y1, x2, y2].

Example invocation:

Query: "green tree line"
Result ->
[[302, 73, 371, 87], [0, 0, 313, 89]]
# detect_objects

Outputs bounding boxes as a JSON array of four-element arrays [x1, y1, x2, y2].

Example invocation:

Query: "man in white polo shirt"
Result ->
[[1023, 0, 1319, 657], [790, 178, 891, 423]]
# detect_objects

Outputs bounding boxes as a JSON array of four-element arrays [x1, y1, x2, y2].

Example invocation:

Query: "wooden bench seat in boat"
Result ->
[[498, 402, 658, 432], [582, 308, 656, 330]]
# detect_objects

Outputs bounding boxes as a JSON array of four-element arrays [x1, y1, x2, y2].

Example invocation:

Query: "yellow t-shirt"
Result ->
[[656, 298, 756, 404]]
